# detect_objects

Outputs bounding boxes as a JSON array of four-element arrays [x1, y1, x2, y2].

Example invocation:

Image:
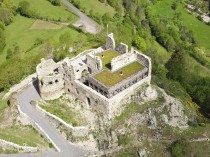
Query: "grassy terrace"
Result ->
[[0, 125, 48, 147], [94, 50, 144, 87], [40, 99, 86, 126], [95, 50, 120, 70], [94, 62, 144, 87]]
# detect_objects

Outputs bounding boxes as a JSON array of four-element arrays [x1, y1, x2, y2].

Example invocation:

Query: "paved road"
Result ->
[[1, 83, 90, 157], [61, 0, 100, 34]]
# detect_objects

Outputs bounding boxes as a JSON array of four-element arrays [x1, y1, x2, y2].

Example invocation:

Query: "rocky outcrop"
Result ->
[[158, 88, 188, 129]]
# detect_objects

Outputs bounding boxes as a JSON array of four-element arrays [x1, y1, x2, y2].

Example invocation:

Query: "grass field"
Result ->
[[74, 0, 115, 17], [151, 0, 210, 53], [0, 125, 49, 147], [40, 99, 86, 126], [0, 15, 84, 66], [94, 62, 144, 87], [30, 20, 64, 30], [14, 0, 78, 22]]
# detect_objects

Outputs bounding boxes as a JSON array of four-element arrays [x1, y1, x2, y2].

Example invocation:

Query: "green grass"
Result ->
[[0, 14, 84, 66], [73, 0, 115, 17], [94, 62, 144, 87], [114, 103, 143, 123], [95, 49, 120, 70], [151, 0, 210, 53], [0, 125, 48, 147], [14, 0, 78, 22], [40, 99, 86, 126]]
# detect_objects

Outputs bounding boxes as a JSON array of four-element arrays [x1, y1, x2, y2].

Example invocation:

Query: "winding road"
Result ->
[[1, 82, 91, 157], [0, 2, 99, 156], [62, 0, 100, 34]]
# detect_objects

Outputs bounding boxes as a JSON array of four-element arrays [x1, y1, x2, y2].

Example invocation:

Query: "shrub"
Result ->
[[170, 139, 191, 157], [197, 16, 203, 21], [199, 123, 206, 127], [48, 0, 61, 6], [49, 143, 53, 148]]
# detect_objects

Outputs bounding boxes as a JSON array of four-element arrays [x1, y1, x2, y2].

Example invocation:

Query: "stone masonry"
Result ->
[[36, 33, 152, 118]]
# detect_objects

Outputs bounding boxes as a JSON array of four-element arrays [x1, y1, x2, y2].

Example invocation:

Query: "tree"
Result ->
[[18, 1, 37, 18], [0, 7, 13, 25], [102, 13, 111, 25], [48, 0, 61, 6], [133, 36, 147, 51], [59, 32, 71, 46], [0, 29, 6, 51], [6, 48, 13, 59], [171, 1, 178, 10], [170, 139, 191, 157], [0, 21, 5, 30], [166, 48, 185, 82]]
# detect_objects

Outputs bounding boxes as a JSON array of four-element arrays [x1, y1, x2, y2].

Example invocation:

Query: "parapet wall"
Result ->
[[86, 54, 102, 74], [106, 33, 115, 50], [111, 52, 137, 72], [116, 42, 128, 54], [37, 59, 60, 78]]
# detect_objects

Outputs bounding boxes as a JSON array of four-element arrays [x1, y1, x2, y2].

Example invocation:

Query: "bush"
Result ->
[[48, 0, 61, 6], [49, 143, 53, 148], [199, 122, 206, 127], [170, 139, 191, 157], [197, 16, 203, 21], [0, 21, 5, 30], [18, 1, 39, 18], [0, 29, 6, 51]]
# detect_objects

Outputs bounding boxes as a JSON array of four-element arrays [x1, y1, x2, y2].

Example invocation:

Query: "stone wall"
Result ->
[[36, 59, 60, 78], [39, 74, 64, 100], [37, 58, 65, 100], [116, 42, 128, 54], [72, 80, 110, 115], [105, 33, 115, 50], [36, 105, 88, 137], [0, 139, 38, 153], [111, 52, 137, 72], [86, 54, 102, 75]]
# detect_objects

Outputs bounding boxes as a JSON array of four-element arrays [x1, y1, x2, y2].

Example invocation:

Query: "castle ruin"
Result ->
[[36, 33, 152, 118]]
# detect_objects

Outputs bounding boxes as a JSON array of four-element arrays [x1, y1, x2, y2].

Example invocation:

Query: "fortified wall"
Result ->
[[36, 33, 152, 118], [36, 59, 64, 100]]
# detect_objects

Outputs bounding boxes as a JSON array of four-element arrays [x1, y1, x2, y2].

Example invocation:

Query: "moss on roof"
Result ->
[[94, 62, 144, 87], [95, 49, 120, 70]]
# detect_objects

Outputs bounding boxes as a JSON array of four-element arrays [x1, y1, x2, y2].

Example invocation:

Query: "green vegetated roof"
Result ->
[[94, 62, 144, 87], [95, 49, 120, 70]]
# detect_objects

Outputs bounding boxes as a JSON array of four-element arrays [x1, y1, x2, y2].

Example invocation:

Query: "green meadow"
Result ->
[[151, 0, 210, 53], [74, 0, 115, 17], [14, 0, 78, 22]]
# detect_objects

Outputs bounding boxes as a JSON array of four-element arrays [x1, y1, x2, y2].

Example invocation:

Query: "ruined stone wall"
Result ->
[[111, 52, 137, 72], [106, 33, 115, 50], [36, 59, 60, 78], [108, 76, 151, 118], [68, 80, 110, 115], [86, 54, 102, 74], [39, 74, 64, 100], [116, 43, 128, 54]]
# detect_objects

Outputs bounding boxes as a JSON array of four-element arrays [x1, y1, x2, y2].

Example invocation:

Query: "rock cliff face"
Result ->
[[93, 85, 190, 152], [131, 85, 189, 129]]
